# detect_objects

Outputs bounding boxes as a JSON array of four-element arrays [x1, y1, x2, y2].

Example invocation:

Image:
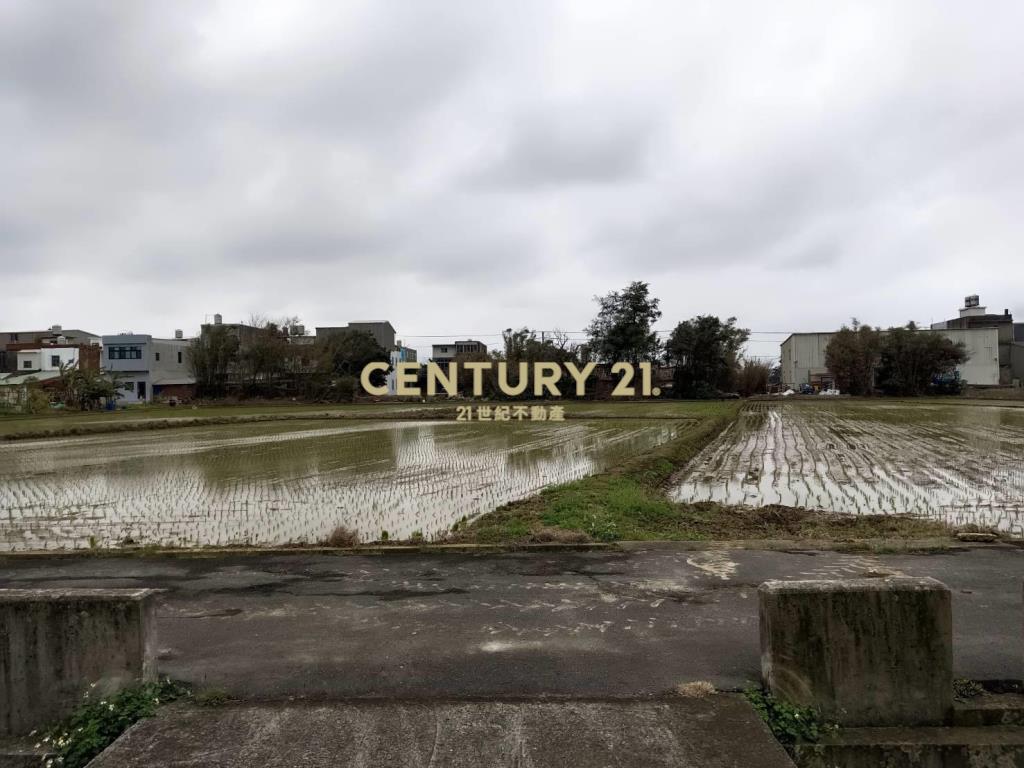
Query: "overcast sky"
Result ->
[[2, 1, 1022, 361]]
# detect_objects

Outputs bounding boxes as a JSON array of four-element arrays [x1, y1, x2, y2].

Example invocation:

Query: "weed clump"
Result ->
[[323, 525, 359, 548], [40, 678, 188, 768], [953, 678, 985, 700], [744, 688, 835, 748]]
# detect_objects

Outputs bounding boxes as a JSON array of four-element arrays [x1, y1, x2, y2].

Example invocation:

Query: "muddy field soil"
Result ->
[[0, 418, 687, 551], [672, 401, 1024, 534]]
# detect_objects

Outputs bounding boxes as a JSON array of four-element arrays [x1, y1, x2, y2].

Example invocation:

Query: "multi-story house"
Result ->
[[101, 332, 195, 403], [14, 344, 100, 374], [0, 326, 100, 373], [931, 296, 1015, 385], [431, 340, 487, 363]]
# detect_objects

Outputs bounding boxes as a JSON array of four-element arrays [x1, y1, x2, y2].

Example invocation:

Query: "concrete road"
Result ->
[[1, 544, 1020, 698]]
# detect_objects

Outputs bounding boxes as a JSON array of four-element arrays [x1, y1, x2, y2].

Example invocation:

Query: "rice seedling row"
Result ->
[[671, 402, 1024, 534]]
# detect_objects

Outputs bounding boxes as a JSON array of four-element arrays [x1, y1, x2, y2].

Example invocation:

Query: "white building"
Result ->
[[386, 342, 419, 395], [780, 327, 1000, 389], [15, 346, 81, 373], [101, 332, 195, 403]]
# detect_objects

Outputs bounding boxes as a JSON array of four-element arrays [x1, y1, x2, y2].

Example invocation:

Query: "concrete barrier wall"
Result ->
[[0, 588, 157, 736], [759, 577, 952, 727]]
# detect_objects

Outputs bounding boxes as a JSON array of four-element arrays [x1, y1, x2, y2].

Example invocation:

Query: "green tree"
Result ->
[[188, 325, 240, 396], [54, 362, 122, 410], [735, 356, 773, 397], [877, 326, 967, 396], [318, 329, 389, 400], [237, 321, 290, 393], [824, 322, 881, 396], [585, 281, 662, 364], [665, 316, 750, 398], [502, 328, 579, 365]]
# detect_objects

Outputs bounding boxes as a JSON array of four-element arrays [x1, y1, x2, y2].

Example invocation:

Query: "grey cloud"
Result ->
[[470, 113, 655, 187], [0, 1, 1022, 346]]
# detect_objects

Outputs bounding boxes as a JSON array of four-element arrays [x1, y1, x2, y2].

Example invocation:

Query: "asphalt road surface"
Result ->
[[2, 544, 1020, 699]]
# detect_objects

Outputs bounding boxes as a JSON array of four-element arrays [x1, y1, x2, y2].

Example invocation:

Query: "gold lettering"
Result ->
[[533, 362, 562, 396], [497, 362, 528, 396], [426, 362, 457, 396], [564, 362, 596, 396]]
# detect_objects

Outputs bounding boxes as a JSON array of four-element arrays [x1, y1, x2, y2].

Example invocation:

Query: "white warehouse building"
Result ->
[[780, 327, 1001, 390]]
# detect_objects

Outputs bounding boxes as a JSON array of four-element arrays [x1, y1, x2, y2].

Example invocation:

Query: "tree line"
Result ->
[[185, 282, 772, 401], [825, 320, 967, 396], [188, 318, 388, 401], [185, 282, 969, 402]]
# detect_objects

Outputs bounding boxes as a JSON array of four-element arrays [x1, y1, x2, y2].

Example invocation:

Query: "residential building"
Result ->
[[431, 340, 487, 363], [14, 344, 100, 374], [386, 341, 419, 395], [0, 326, 99, 372], [780, 326, 1001, 390], [931, 296, 1015, 385], [199, 314, 267, 350], [102, 332, 195, 403], [316, 321, 396, 351], [284, 323, 314, 346]]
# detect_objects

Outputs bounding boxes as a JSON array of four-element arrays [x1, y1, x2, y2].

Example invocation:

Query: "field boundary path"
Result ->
[[1, 544, 1020, 699], [89, 697, 796, 767]]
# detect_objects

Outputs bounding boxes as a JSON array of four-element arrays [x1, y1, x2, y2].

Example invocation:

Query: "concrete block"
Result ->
[[0, 588, 157, 736], [759, 577, 952, 727]]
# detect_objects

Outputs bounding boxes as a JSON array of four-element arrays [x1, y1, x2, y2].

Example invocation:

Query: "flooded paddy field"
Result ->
[[672, 401, 1024, 534], [0, 399, 710, 439], [0, 417, 689, 551]]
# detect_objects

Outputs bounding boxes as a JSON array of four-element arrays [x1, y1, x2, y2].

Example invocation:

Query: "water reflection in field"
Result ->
[[0, 418, 684, 551]]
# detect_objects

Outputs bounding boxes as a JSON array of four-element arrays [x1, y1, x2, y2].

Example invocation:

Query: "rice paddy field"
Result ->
[[672, 400, 1024, 535], [0, 415, 689, 551]]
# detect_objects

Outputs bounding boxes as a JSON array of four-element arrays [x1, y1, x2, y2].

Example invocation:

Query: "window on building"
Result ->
[[108, 346, 143, 360], [177, 351, 182, 364], [155, 352, 160, 362], [23, 360, 32, 369], [51, 355, 60, 367]]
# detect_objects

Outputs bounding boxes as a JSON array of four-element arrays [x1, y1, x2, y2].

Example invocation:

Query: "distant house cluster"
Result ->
[[780, 296, 1024, 391], [0, 314, 486, 408]]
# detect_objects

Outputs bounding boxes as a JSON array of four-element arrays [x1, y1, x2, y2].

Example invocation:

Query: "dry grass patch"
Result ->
[[675, 681, 716, 698], [529, 526, 593, 544], [323, 525, 360, 547]]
